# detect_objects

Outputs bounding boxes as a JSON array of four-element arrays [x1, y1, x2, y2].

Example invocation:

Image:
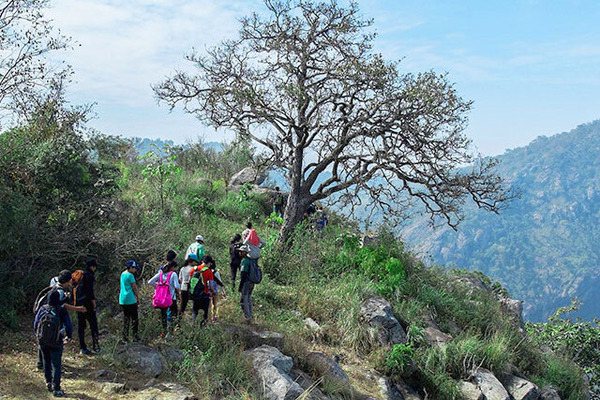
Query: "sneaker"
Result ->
[[46, 382, 53, 392], [93, 345, 102, 353], [53, 389, 64, 397], [80, 348, 93, 355]]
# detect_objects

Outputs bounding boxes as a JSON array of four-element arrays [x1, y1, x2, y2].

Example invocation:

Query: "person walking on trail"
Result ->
[[189, 256, 215, 325], [148, 260, 181, 338], [229, 234, 243, 291], [34, 281, 74, 397], [237, 245, 255, 324], [157, 250, 177, 273], [178, 256, 196, 315], [208, 257, 227, 322], [35, 270, 85, 370], [75, 257, 100, 355], [242, 222, 266, 265], [119, 260, 141, 343], [186, 235, 205, 261], [271, 186, 285, 217]]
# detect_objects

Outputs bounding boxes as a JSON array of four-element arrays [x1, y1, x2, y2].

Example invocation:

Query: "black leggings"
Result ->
[[158, 300, 178, 334], [121, 303, 139, 341], [78, 304, 99, 351], [192, 296, 210, 325], [180, 290, 190, 314]]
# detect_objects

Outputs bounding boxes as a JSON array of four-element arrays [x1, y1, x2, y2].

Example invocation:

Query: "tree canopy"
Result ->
[[154, 0, 512, 242]]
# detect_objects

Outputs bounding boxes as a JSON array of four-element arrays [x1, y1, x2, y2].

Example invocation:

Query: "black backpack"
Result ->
[[35, 304, 62, 348], [33, 286, 58, 314], [190, 270, 207, 301], [248, 261, 262, 284]]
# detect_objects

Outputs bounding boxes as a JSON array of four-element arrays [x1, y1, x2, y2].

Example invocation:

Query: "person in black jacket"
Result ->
[[76, 257, 100, 354], [229, 234, 242, 290]]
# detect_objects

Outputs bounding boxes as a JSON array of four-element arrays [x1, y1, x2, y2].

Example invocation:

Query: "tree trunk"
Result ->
[[278, 189, 311, 246]]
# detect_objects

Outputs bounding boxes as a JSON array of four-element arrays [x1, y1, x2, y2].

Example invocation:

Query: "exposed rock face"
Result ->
[[305, 351, 350, 388], [222, 323, 285, 350], [499, 374, 540, 400], [156, 344, 186, 367], [115, 344, 164, 378], [539, 386, 561, 400], [499, 297, 525, 329], [378, 377, 423, 400], [453, 274, 489, 295], [245, 345, 304, 400], [460, 380, 485, 400], [472, 368, 510, 400], [230, 167, 266, 186], [421, 315, 452, 346], [360, 296, 408, 347]]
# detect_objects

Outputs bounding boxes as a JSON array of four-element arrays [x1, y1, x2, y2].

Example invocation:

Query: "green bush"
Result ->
[[386, 343, 415, 377]]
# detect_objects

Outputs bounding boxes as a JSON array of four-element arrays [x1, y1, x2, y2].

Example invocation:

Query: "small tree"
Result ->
[[154, 0, 512, 244]]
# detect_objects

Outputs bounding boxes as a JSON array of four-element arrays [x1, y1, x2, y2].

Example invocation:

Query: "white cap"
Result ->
[[195, 235, 204, 242]]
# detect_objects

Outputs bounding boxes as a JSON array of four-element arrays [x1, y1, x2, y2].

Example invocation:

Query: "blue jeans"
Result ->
[[40, 345, 63, 390]]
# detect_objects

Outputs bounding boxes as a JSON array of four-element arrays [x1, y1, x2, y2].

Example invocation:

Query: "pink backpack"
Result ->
[[152, 271, 173, 308]]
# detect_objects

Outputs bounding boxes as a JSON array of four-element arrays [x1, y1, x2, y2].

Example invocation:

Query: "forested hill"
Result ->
[[400, 120, 600, 322]]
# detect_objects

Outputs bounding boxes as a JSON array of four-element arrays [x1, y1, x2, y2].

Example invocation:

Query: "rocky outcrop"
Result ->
[[304, 351, 350, 388], [499, 297, 525, 330], [472, 368, 510, 400], [229, 167, 266, 186], [222, 323, 285, 350], [115, 344, 164, 378], [245, 345, 304, 400], [360, 296, 408, 347], [499, 373, 540, 400], [421, 314, 452, 346], [460, 380, 485, 400], [539, 386, 561, 400]]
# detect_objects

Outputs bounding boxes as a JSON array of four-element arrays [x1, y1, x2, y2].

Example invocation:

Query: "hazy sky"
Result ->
[[47, 0, 600, 156]]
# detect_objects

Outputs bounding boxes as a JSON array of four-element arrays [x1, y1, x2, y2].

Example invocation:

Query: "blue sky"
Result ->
[[47, 0, 600, 156]]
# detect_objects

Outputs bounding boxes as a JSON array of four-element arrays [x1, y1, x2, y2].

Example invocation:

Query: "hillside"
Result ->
[[400, 120, 600, 322]]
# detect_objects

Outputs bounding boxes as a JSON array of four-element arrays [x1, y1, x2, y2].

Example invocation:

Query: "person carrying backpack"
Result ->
[[238, 244, 261, 324], [148, 260, 180, 338], [229, 234, 243, 291], [271, 186, 285, 217], [75, 257, 100, 355], [34, 283, 73, 397], [119, 260, 141, 343], [186, 235, 205, 261], [207, 257, 227, 322], [178, 256, 196, 315], [189, 256, 215, 325]]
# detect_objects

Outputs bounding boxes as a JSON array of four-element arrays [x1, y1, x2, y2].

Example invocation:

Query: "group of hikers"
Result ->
[[32, 222, 265, 398]]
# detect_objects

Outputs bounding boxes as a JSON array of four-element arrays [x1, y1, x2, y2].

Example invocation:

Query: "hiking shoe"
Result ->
[[93, 345, 102, 353], [80, 348, 93, 355], [46, 382, 53, 392], [53, 389, 64, 397]]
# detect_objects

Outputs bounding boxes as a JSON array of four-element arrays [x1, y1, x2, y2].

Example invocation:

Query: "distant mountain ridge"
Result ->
[[400, 120, 600, 322]]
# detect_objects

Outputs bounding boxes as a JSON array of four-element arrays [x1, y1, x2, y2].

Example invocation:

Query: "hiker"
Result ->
[[238, 245, 255, 323], [35, 270, 84, 370], [75, 257, 100, 355], [178, 256, 195, 315], [186, 235, 205, 261], [189, 255, 215, 325], [229, 233, 243, 290], [148, 260, 181, 338], [34, 278, 74, 397], [158, 250, 177, 273], [119, 260, 141, 343], [242, 222, 266, 266], [208, 256, 227, 322], [271, 186, 285, 217], [241, 222, 252, 243]]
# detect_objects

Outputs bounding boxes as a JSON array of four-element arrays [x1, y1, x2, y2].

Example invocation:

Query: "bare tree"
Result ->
[[154, 0, 512, 244], [0, 0, 71, 121]]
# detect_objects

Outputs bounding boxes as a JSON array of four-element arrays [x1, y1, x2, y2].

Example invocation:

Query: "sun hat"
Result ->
[[195, 235, 204, 242]]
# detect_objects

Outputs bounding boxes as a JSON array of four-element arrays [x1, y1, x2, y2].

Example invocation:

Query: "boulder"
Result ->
[[378, 377, 404, 400], [360, 297, 408, 347], [222, 323, 285, 350], [499, 297, 525, 330], [422, 315, 452, 346], [230, 167, 266, 186], [499, 374, 540, 400], [135, 382, 197, 400], [459, 381, 485, 400], [305, 318, 321, 331], [115, 343, 164, 378], [472, 368, 510, 400], [289, 368, 330, 400], [156, 343, 186, 366], [539, 386, 561, 400], [305, 351, 350, 388], [245, 345, 304, 400]]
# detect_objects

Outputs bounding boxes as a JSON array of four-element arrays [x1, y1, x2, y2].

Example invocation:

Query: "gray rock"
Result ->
[[156, 344, 186, 366], [135, 382, 197, 400], [453, 274, 489, 295], [222, 323, 285, 350], [499, 374, 540, 400], [101, 382, 125, 394], [422, 315, 452, 346], [230, 167, 264, 186], [539, 386, 561, 400], [360, 296, 408, 347], [245, 345, 304, 400], [305, 318, 321, 331], [305, 351, 350, 387], [115, 343, 164, 378], [378, 377, 404, 400], [459, 381, 485, 400], [472, 368, 510, 400], [499, 297, 525, 330], [289, 368, 330, 400]]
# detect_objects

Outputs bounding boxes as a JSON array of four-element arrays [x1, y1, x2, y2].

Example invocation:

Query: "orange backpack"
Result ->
[[71, 269, 84, 305]]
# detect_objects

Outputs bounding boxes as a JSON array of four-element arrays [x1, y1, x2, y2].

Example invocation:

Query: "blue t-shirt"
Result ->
[[119, 271, 137, 305]]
